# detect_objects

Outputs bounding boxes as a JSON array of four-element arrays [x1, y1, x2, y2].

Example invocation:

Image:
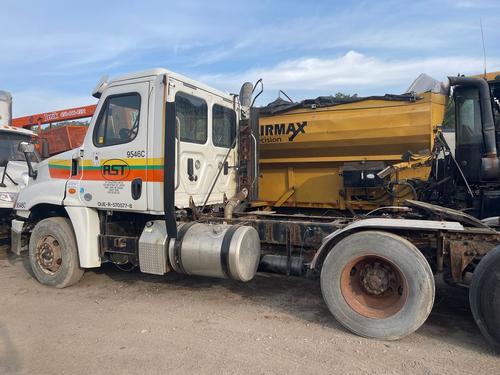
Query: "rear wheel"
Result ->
[[469, 246, 500, 350], [320, 231, 435, 340], [29, 217, 84, 288]]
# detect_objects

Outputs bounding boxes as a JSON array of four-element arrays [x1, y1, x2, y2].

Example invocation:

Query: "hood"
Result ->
[[0, 161, 32, 209]]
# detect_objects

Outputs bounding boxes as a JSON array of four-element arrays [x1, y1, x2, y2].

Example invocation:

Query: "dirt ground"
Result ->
[[0, 245, 498, 375]]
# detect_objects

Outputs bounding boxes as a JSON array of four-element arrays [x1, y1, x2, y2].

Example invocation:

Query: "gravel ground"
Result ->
[[0, 245, 498, 374]]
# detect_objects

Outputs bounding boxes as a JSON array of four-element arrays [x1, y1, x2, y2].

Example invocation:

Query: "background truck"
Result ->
[[0, 90, 37, 241], [12, 104, 95, 156], [10, 69, 500, 350]]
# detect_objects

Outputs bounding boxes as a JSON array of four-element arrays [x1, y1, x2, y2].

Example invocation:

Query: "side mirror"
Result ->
[[18, 141, 37, 179], [18, 141, 35, 154]]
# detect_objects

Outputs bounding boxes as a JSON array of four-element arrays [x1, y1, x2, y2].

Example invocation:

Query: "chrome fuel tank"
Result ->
[[168, 223, 260, 282]]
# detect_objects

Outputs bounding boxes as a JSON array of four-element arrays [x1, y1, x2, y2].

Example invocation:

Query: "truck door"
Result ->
[[75, 82, 150, 211], [211, 100, 237, 201], [169, 79, 237, 207], [172, 87, 210, 206]]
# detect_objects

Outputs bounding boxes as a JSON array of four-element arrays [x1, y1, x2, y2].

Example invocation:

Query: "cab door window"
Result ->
[[212, 104, 236, 148], [175, 92, 207, 144], [93, 93, 141, 147]]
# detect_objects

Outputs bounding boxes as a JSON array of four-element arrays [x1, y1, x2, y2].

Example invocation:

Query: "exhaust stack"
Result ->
[[0, 91, 12, 127]]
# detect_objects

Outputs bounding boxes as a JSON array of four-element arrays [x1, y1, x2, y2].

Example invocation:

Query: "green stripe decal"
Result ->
[[49, 164, 163, 170], [48, 164, 71, 169]]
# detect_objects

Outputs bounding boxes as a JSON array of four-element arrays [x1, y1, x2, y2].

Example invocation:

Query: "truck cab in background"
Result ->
[[0, 91, 37, 241], [428, 74, 500, 219]]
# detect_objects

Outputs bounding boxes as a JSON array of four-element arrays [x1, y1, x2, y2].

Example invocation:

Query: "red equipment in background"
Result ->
[[12, 104, 96, 156]]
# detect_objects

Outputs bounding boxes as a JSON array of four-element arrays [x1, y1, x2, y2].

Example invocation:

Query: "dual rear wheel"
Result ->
[[321, 230, 500, 349], [469, 246, 500, 350], [320, 231, 435, 340]]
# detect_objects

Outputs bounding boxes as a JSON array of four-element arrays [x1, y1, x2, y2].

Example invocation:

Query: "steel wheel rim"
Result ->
[[340, 254, 408, 319], [35, 235, 63, 275]]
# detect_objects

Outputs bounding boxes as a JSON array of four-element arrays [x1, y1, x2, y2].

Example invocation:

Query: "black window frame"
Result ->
[[455, 89, 483, 147], [175, 91, 208, 145], [92, 92, 142, 148], [212, 103, 236, 149]]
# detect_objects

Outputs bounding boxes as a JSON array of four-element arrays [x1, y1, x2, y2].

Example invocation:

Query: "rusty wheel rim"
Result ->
[[35, 235, 63, 275], [340, 255, 408, 319]]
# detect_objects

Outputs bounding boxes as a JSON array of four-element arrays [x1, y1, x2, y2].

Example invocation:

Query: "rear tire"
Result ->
[[29, 217, 84, 288], [320, 231, 435, 340], [469, 246, 500, 350]]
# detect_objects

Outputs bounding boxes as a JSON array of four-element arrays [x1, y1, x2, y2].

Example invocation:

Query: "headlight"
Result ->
[[0, 192, 17, 202]]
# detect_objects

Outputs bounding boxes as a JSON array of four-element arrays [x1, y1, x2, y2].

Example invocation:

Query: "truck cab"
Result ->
[[436, 74, 500, 218], [0, 126, 36, 199], [0, 90, 37, 240], [21, 69, 238, 214], [12, 68, 251, 273]]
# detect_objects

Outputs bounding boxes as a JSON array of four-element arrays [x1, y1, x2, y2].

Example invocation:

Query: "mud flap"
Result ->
[[10, 219, 25, 255]]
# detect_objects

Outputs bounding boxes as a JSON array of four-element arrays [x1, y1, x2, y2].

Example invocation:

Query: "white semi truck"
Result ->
[[0, 90, 36, 240], [10, 69, 500, 349]]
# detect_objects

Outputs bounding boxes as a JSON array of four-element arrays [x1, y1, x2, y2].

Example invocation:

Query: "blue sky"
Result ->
[[2, 0, 500, 116]]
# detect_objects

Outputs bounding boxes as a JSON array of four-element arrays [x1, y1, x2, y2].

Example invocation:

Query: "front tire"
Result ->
[[320, 231, 435, 340], [29, 217, 84, 288], [469, 246, 500, 350]]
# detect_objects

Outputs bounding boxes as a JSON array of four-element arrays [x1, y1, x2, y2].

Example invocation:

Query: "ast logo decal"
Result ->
[[260, 121, 307, 143], [101, 159, 130, 181]]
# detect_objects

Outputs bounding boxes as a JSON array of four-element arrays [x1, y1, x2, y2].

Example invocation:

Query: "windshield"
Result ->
[[0, 133, 33, 162]]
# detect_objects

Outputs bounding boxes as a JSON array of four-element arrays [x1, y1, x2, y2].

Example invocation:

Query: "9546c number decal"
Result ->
[[126, 150, 146, 158]]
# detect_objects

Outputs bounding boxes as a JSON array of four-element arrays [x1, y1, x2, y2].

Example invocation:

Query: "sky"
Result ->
[[2, 0, 500, 117]]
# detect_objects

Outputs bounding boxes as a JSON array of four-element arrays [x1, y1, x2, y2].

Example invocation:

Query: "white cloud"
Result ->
[[200, 51, 500, 98], [11, 51, 500, 115], [3, 1, 500, 113]]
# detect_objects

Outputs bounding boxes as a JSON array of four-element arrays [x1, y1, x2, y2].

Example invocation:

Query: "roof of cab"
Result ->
[[0, 125, 35, 136], [108, 68, 234, 100]]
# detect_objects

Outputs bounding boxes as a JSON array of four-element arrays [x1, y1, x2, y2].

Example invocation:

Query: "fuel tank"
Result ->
[[168, 223, 261, 282]]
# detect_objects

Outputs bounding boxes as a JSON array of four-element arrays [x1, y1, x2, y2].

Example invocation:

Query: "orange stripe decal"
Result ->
[[48, 159, 164, 182]]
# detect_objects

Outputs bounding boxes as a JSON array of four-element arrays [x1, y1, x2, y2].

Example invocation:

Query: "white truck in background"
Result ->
[[0, 91, 37, 240]]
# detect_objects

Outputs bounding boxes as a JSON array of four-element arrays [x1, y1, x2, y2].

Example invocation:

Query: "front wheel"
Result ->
[[29, 217, 84, 288], [469, 246, 500, 350], [320, 231, 435, 340]]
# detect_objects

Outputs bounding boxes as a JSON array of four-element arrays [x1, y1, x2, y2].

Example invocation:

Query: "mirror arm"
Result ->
[[24, 153, 38, 180]]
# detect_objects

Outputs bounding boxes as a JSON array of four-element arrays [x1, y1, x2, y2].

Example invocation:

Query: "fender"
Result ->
[[14, 158, 67, 212], [310, 218, 465, 270], [65, 206, 101, 268]]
